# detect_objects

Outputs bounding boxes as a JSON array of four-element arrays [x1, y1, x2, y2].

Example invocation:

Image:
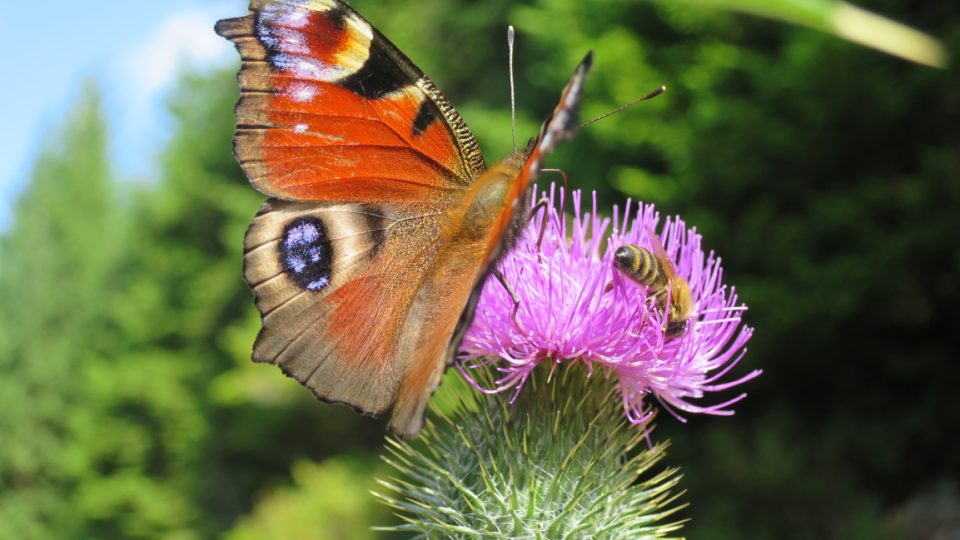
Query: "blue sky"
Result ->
[[0, 0, 242, 228]]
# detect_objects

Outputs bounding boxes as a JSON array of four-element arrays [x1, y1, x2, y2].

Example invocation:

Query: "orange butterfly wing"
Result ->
[[216, 0, 485, 204], [218, 0, 592, 437]]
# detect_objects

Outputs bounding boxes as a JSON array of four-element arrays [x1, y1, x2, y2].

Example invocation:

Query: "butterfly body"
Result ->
[[219, 0, 590, 437]]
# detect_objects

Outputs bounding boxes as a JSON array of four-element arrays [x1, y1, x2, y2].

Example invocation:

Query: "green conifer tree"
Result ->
[[0, 82, 122, 539]]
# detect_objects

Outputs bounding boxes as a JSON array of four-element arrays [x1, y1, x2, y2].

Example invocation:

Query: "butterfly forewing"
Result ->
[[216, 0, 485, 204]]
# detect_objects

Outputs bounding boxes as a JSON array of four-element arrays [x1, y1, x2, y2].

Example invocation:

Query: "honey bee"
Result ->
[[613, 230, 693, 338]]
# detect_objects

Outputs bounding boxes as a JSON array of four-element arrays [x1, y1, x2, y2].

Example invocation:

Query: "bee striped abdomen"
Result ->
[[614, 245, 660, 286]]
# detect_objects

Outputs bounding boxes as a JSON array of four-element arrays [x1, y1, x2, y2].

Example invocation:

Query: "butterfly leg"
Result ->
[[534, 167, 569, 255], [541, 167, 569, 192], [491, 267, 521, 321], [524, 197, 551, 258]]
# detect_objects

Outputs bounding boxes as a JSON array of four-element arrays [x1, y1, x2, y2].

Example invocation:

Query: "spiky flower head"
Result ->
[[461, 185, 760, 426], [375, 366, 686, 539]]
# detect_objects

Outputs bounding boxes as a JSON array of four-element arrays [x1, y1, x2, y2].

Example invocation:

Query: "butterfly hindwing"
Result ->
[[245, 197, 500, 436], [245, 199, 446, 420]]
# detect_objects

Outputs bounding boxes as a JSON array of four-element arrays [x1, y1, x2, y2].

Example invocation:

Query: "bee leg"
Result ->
[[491, 267, 521, 321], [647, 288, 670, 334], [660, 284, 674, 334], [638, 307, 648, 334]]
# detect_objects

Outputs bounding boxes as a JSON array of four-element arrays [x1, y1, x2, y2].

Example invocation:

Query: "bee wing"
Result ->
[[645, 226, 678, 281]]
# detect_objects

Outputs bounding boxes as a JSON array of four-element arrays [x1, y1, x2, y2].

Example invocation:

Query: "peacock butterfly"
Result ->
[[216, 0, 591, 437]]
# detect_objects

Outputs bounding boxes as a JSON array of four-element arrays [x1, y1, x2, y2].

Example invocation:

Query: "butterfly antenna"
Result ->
[[508, 25, 517, 152], [578, 85, 667, 130]]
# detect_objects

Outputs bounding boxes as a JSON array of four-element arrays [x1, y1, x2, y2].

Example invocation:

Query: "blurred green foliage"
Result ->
[[226, 457, 391, 540], [1, 0, 957, 538], [0, 83, 124, 538]]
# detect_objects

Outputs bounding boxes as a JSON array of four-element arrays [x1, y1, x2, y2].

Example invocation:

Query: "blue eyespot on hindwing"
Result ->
[[280, 217, 332, 292]]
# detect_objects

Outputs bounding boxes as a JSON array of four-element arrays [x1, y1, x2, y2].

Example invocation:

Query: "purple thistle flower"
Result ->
[[460, 185, 760, 425]]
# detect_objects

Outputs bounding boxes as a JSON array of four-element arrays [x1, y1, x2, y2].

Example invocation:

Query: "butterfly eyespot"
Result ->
[[280, 217, 333, 292], [256, 3, 368, 84]]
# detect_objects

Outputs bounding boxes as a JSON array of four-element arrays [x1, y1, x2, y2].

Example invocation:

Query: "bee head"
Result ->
[[613, 245, 635, 272]]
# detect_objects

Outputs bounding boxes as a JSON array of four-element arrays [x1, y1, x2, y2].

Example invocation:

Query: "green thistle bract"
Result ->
[[374, 366, 687, 539]]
